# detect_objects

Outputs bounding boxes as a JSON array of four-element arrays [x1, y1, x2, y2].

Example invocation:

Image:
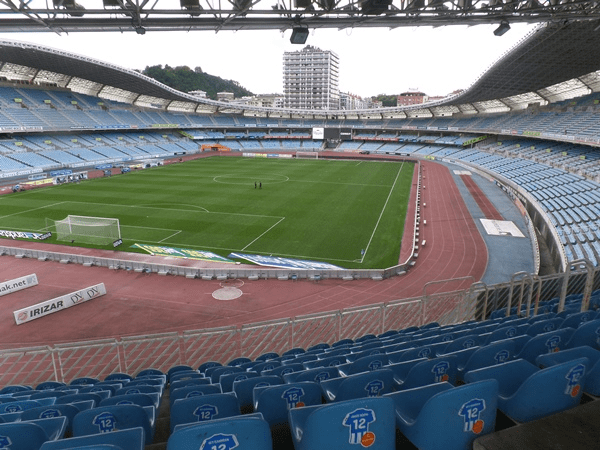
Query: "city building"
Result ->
[[339, 92, 368, 110], [283, 45, 340, 110], [397, 89, 428, 106]]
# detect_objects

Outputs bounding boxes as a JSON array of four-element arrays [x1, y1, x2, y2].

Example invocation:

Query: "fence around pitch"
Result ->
[[1, 264, 597, 388]]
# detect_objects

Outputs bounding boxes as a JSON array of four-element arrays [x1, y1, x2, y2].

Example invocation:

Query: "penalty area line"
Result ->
[[241, 217, 285, 251], [158, 230, 183, 243]]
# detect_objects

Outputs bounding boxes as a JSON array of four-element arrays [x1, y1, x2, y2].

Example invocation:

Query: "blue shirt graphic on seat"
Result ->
[[343, 408, 376, 444], [200, 433, 238, 450], [193, 404, 218, 421], [458, 398, 486, 433], [364, 379, 384, 397], [282, 387, 305, 408], [93, 411, 117, 433]]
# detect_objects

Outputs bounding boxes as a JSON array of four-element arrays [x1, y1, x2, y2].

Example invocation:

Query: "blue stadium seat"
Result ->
[[198, 361, 222, 374], [0, 399, 44, 414], [100, 393, 159, 409], [69, 377, 100, 386], [251, 360, 282, 374], [320, 368, 395, 402], [283, 366, 340, 384], [0, 385, 32, 395], [464, 358, 587, 423], [136, 368, 164, 378], [72, 404, 155, 445], [207, 366, 246, 384], [527, 318, 564, 336], [170, 392, 241, 433], [386, 358, 428, 384], [485, 323, 529, 343], [169, 384, 223, 409], [253, 382, 322, 427], [256, 352, 279, 361], [167, 414, 272, 450], [441, 334, 485, 354], [289, 396, 395, 450], [20, 403, 80, 434], [104, 373, 134, 383], [536, 346, 600, 396], [115, 385, 161, 397], [169, 377, 211, 393], [566, 318, 600, 350], [39, 427, 144, 450], [283, 348, 306, 357], [55, 393, 103, 409], [219, 371, 259, 393], [303, 354, 347, 369], [0, 416, 67, 449], [36, 381, 66, 391], [560, 311, 599, 329], [232, 375, 283, 412], [167, 365, 194, 382], [516, 328, 576, 363], [169, 371, 204, 384], [227, 357, 252, 367], [386, 380, 498, 450], [457, 339, 516, 380], [261, 363, 305, 377], [397, 355, 458, 389], [337, 354, 390, 376]]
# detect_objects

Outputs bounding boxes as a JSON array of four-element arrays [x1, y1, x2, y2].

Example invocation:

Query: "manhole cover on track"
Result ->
[[212, 287, 243, 301]]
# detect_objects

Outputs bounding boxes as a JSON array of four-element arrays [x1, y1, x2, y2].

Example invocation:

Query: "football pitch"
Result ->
[[0, 156, 415, 269]]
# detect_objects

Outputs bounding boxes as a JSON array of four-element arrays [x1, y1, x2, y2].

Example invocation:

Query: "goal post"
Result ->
[[296, 151, 319, 159], [54, 215, 121, 245]]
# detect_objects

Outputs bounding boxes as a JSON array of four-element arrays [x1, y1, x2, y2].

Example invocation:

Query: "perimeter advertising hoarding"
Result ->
[[13, 283, 106, 325], [0, 274, 38, 297]]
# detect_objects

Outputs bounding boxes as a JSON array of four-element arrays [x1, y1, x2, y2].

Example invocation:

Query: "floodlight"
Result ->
[[360, 0, 392, 15], [493, 21, 510, 36], [290, 27, 309, 44], [181, 0, 202, 9], [52, 0, 85, 16], [135, 26, 146, 35]]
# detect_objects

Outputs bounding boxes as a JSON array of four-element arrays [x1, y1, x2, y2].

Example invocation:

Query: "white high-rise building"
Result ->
[[283, 45, 340, 110]]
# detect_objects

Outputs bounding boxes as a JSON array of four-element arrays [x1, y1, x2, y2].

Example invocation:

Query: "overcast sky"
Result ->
[[1, 23, 536, 98]]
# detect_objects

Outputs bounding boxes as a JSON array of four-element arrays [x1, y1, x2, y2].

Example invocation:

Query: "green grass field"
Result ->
[[0, 156, 414, 269]]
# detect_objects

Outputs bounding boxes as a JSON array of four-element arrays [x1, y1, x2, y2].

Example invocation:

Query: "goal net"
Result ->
[[296, 151, 319, 159], [53, 215, 121, 245]]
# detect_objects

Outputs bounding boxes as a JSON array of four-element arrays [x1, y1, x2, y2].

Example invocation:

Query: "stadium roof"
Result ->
[[1, 19, 600, 117]]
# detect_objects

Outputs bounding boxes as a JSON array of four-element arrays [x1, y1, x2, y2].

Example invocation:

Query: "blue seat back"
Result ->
[[485, 324, 529, 343], [567, 318, 600, 350], [527, 318, 564, 336], [501, 357, 588, 422], [283, 366, 340, 384], [560, 311, 598, 329], [253, 382, 322, 427], [39, 427, 144, 450], [104, 373, 133, 383], [20, 404, 79, 433], [100, 393, 157, 409], [321, 369, 395, 402], [219, 371, 259, 393], [227, 357, 252, 367], [73, 404, 153, 445], [289, 396, 395, 450], [170, 392, 240, 433], [303, 354, 347, 370], [167, 365, 194, 382], [115, 385, 160, 397], [167, 414, 272, 450], [136, 369, 163, 378], [516, 328, 576, 363], [460, 339, 516, 376], [198, 361, 221, 374], [170, 384, 222, 409], [169, 371, 203, 384], [261, 363, 304, 377], [36, 382, 66, 391], [0, 400, 41, 414], [0, 385, 32, 395], [399, 355, 458, 389], [337, 354, 390, 376], [442, 335, 484, 354], [232, 376, 283, 411], [169, 378, 211, 393], [0, 421, 52, 449], [387, 380, 498, 450], [207, 366, 245, 384], [55, 393, 103, 409]]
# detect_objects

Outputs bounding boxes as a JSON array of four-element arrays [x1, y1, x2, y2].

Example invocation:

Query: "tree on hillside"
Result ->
[[142, 65, 253, 100]]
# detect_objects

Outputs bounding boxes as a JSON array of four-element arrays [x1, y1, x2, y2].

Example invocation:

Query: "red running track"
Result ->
[[460, 174, 504, 221], [0, 160, 488, 349]]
